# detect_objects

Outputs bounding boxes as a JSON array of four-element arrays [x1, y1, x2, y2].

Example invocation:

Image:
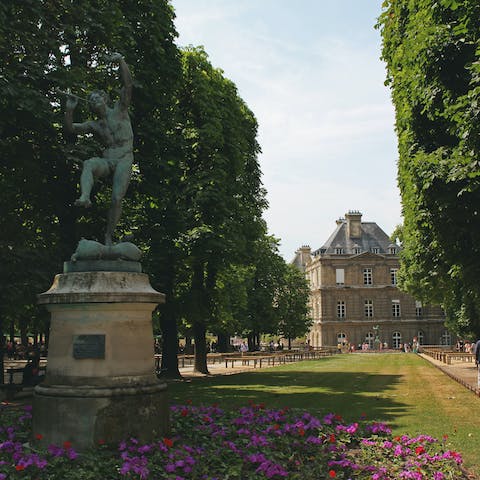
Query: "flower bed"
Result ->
[[0, 402, 467, 479]]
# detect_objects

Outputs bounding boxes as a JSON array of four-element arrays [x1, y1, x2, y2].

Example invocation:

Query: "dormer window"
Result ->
[[334, 247, 344, 254], [370, 247, 380, 254], [353, 247, 362, 254], [388, 244, 398, 255]]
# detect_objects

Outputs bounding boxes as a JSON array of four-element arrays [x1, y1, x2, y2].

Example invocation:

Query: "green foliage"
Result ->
[[171, 47, 267, 371], [242, 234, 287, 341], [277, 264, 312, 345], [0, 0, 181, 345], [0, 1, 302, 374], [378, 0, 480, 337]]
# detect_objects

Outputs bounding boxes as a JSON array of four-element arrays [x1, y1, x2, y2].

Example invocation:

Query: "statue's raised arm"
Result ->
[[107, 52, 132, 110]]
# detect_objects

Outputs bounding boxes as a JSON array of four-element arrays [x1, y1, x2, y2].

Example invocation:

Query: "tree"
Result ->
[[242, 234, 286, 350], [0, 0, 182, 377], [378, 0, 480, 338], [174, 47, 266, 373], [277, 264, 312, 349], [0, 1, 272, 378]]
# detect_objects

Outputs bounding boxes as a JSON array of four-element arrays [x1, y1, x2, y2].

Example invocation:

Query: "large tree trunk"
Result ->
[[9, 319, 14, 343], [193, 321, 209, 374], [159, 263, 181, 379], [0, 310, 4, 384], [32, 315, 38, 346], [20, 317, 28, 347], [191, 262, 209, 374], [160, 304, 181, 379], [184, 336, 193, 354], [216, 332, 229, 352], [247, 333, 254, 352]]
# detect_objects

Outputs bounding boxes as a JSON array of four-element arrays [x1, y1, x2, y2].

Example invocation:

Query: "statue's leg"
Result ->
[[75, 157, 109, 207], [105, 159, 132, 246]]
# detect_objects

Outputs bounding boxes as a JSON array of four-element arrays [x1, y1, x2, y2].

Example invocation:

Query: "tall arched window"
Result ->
[[365, 332, 374, 349], [392, 331, 402, 349], [337, 332, 347, 344], [441, 331, 451, 346]]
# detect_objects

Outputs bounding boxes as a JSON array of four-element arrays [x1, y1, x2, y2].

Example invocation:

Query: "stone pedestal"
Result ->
[[33, 266, 168, 450]]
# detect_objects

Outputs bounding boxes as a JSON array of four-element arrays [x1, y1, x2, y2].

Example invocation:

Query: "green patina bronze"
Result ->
[[64, 53, 138, 261]]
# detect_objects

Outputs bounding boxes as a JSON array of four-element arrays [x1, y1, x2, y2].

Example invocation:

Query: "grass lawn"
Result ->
[[167, 353, 480, 477]]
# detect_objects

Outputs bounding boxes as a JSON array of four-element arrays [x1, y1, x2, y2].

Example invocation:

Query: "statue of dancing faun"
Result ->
[[64, 53, 133, 247]]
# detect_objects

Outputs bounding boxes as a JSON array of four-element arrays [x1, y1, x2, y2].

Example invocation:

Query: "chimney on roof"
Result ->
[[345, 210, 362, 238], [294, 245, 311, 270], [298, 245, 311, 260]]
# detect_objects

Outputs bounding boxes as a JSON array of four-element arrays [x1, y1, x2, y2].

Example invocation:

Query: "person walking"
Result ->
[[474, 338, 480, 366]]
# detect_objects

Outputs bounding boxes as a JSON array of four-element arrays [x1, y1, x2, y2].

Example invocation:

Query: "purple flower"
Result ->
[[372, 467, 388, 479], [366, 422, 392, 434], [138, 444, 152, 454], [323, 413, 336, 425], [120, 455, 149, 479], [249, 434, 269, 447], [394, 444, 404, 456], [336, 422, 359, 434], [246, 453, 267, 463], [67, 448, 78, 460], [399, 471, 423, 479], [255, 460, 288, 478], [47, 444, 64, 457]]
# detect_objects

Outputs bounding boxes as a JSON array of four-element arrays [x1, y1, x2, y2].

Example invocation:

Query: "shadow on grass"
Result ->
[[167, 365, 407, 427]]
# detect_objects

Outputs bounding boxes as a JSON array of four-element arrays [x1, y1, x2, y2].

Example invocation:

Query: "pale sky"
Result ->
[[171, 0, 401, 260]]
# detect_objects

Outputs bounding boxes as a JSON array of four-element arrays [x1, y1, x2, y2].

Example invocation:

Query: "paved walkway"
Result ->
[[418, 353, 480, 397]]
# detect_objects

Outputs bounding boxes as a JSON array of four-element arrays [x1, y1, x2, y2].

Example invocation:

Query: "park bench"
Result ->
[[1, 365, 47, 400], [155, 353, 230, 373], [224, 354, 280, 369], [444, 352, 475, 365], [420, 347, 476, 365]]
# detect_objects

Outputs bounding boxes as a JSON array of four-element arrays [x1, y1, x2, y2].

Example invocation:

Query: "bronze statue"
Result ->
[[64, 53, 133, 247]]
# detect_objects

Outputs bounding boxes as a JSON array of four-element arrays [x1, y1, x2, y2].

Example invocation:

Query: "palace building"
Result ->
[[292, 212, 450, 349]]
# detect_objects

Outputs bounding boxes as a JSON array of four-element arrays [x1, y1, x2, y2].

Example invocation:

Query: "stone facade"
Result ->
[[293, 212, 451, 349]]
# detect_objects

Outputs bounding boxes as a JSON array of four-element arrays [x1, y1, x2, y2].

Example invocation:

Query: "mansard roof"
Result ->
[[312, 218, 399, 256]]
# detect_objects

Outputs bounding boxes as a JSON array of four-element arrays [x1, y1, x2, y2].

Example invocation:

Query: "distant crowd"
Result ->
[[4, 340, 47, 360]]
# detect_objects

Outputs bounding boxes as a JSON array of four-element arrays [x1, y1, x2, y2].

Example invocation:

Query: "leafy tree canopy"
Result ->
[[378, 0, 480, 337]]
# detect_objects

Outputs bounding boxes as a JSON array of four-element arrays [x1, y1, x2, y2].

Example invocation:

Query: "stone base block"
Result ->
[[34, 270, 168, 451], [33, 382, 169, 450]]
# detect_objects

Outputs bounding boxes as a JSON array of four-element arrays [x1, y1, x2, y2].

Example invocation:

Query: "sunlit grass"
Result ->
[[167, 353, 480, 476]]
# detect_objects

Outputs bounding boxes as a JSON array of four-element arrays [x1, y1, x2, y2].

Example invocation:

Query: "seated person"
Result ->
[[22, 355, 44, 386]]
